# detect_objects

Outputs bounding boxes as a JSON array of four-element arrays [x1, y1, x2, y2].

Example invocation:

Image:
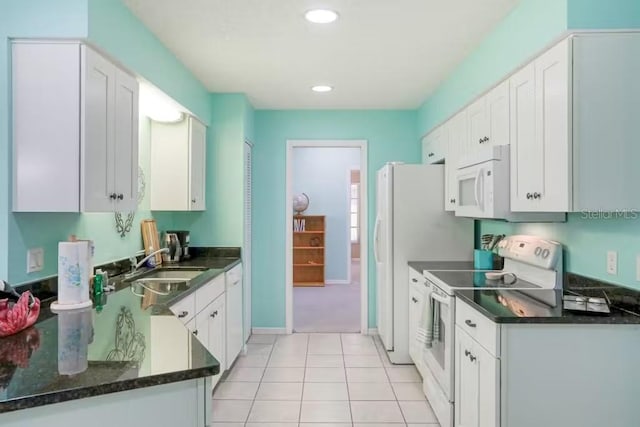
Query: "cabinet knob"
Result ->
[[533, 192, 541, 199], [464, 349, 471, 357], [484, 136, 489, 142], [193, 330, 198, 336], [210, 310, 218, 318], [117, 193, 124, 200], [412, 278, 418, 283], [428, 152, 434, 157], [478, 138, 482, 144], [192, 199, 196, 203], [178, 311, 189, 318], [526, 192, 532, 200], [109, 193, 117, 200], [411, 297, 418, 303], [465, 319, 477, 328], [469, 354, 477, 362]]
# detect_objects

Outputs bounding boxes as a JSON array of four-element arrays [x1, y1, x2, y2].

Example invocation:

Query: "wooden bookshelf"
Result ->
[[293, 215, 325, 287]]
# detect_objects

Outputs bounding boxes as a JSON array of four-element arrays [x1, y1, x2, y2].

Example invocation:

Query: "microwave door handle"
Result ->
[[474, 168, 484, 210]]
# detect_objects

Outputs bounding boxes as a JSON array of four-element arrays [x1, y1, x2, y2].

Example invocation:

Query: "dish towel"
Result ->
[[415, 295, 440, 348]]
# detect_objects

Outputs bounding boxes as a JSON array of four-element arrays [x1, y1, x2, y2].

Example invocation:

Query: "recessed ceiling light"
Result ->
[[305, 9, 339, 24], [311, 85, 333, 93]]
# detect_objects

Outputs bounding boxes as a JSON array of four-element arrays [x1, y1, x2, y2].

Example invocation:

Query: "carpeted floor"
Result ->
[[293, 260, 361, 333]]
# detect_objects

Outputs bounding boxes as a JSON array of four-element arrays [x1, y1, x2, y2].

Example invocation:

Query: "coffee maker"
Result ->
[[166, 230, 190, 260]]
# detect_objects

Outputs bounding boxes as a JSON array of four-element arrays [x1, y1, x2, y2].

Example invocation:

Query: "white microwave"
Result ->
[[455, 145, 510, 219]]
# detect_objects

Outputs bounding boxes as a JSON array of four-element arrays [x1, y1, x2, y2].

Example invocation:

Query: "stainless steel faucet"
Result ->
[[128, 248, 169, 275]]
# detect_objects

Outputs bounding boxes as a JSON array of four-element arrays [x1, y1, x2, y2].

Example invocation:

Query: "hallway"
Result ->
[[294, 260, 361, 333]]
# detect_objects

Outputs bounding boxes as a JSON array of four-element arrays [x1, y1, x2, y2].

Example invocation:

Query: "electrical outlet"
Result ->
[[606, 251, 617, 275], [27, 248, 44, 273]]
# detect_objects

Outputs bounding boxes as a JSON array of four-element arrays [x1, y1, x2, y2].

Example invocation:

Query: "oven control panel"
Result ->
[[496, 235, 562, 270]]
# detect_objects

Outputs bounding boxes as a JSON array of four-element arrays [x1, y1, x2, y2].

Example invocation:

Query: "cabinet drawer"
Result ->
[[196, 274, 225, 314], [455, 298, 500, 357], [170, 293, 196, 323], [225, 263, 243, 288], [408, 267, 425, 286]]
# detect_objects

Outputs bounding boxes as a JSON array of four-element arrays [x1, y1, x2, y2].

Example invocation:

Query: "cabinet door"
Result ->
[[467, 96, 488, 151], [445, 111, 467, 211], [194, 307, 210, 351], [408, 282, 426, 367], [533, 39, 570, 211], [487, 80, 509, 148], [82, 46, 116, 212], [455, 326, 499, 427], [455, 326, 479, 427], [113, 68, 139, 212], [207, 295, 226, 373], [509, 63, 538, 211], [423, 126, 447, 164], [189, 117, 207, 211]]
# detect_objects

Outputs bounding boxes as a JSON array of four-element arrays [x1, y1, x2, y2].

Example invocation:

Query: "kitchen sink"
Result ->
[[129, 280, 190, 296], [133, 267, 207, 282]]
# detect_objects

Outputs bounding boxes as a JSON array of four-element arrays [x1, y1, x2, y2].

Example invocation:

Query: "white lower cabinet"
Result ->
[[196, 294, 226, 389], [454, 326, 499, 427], [408, 267, 427, 373], [225, 264, 244, 364]]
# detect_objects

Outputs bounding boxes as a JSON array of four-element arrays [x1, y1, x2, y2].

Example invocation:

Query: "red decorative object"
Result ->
[[0, 291, 41, 337]]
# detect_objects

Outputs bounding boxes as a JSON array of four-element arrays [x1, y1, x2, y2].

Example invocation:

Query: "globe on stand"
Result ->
[[293, 193, 309, 215]]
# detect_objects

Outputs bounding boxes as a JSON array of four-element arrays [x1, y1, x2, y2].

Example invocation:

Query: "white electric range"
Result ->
[[418, 235, 563, 427]]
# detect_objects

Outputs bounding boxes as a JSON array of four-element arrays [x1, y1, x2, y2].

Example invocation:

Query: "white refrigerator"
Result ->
[[375, 163, 473, 364]]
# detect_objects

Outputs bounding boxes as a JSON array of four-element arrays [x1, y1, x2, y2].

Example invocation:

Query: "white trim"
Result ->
[[286, 140, 369, 335], [325, 280, 350, 285], [366, 328, 379, 336], [252, 328, 287, 335]]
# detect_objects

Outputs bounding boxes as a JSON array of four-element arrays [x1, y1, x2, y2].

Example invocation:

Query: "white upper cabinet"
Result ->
[[510, 33, 640, 212], [422, 125, 447, 164], [150, 116, 207, 211], [467, 80, 509, 152], [445, 111, 467, 211], [12, 41, 139, 212]]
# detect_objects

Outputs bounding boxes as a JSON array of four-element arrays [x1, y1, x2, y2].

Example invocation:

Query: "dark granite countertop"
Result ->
[[408, 261, 476, 272], [0, 251, 240, 414], [455, 276, 640, 325]]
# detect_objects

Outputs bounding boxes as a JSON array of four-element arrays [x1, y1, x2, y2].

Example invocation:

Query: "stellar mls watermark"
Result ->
[[580, 209, 639, 220]]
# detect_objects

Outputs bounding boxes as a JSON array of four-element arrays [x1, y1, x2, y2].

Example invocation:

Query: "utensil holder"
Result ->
[[474, 249, 494, 269]]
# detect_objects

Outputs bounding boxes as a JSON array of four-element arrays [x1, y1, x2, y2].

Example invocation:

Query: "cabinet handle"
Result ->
[[465, 319, 477, 328], [526, 192, 532, 200], [428, 152, 434, 157], [412, 278, 418, 283], [193, 330, 198, 336], [464, 349, 471, 357], [478, 138, 482, 144], [210, 310, 218, 318], [192, 198, 196, 203], [178, 311, 189, 318], [533, 192, 541, 199], [411, 297, 418, 303], [469, 354, 477, 362], [117, 193, 124, 200], [109, 193, 117, 200], [484, 136, 489, 142]]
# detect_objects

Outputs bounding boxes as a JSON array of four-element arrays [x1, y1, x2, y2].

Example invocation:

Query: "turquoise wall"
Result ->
[[169, 93, 253, 248], [418, 0, 640, 290], [253, 110, 418, 328], [1, 0, 212, 284], [293, 147, 361, 282]]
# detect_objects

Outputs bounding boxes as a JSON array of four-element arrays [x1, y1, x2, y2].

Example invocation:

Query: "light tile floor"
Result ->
[[212, 333, 441, 427]]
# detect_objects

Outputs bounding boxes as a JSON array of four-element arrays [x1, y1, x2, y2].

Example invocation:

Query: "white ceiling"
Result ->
[[123, 0, 518, 110]]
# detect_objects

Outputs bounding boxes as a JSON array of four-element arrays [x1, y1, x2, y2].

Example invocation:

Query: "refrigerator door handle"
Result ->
[[373, 215, 381, 263]]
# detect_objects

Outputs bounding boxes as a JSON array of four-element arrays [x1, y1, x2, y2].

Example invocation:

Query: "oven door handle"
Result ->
[[430, 292, 450, 306], [474, 168, 484, 211]]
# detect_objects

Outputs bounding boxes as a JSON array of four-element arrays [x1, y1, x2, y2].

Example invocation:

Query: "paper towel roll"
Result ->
[[57, 241, 91, 306], [57, 308, 93, 375]]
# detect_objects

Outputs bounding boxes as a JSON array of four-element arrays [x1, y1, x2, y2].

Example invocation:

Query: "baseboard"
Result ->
[[366, 328, 378, 335], [252, 327, 287, 335], [325, 280, 350, 285]]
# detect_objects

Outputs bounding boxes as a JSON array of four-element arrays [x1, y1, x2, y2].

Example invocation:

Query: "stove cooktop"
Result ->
[[424, 269, 543, 294]]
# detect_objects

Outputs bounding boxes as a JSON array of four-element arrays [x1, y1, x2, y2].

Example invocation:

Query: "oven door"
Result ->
[[455, 163, 487, 219], [422, 282, 455, 401]]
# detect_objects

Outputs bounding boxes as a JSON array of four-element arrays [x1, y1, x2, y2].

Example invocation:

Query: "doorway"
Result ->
[[285, 140, 368, 334]]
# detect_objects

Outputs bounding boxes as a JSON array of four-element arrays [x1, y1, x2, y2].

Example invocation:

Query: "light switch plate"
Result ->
[[27, 248, 44, 273], [636, 254, 640, 281], [606, 251, 617, 275]]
